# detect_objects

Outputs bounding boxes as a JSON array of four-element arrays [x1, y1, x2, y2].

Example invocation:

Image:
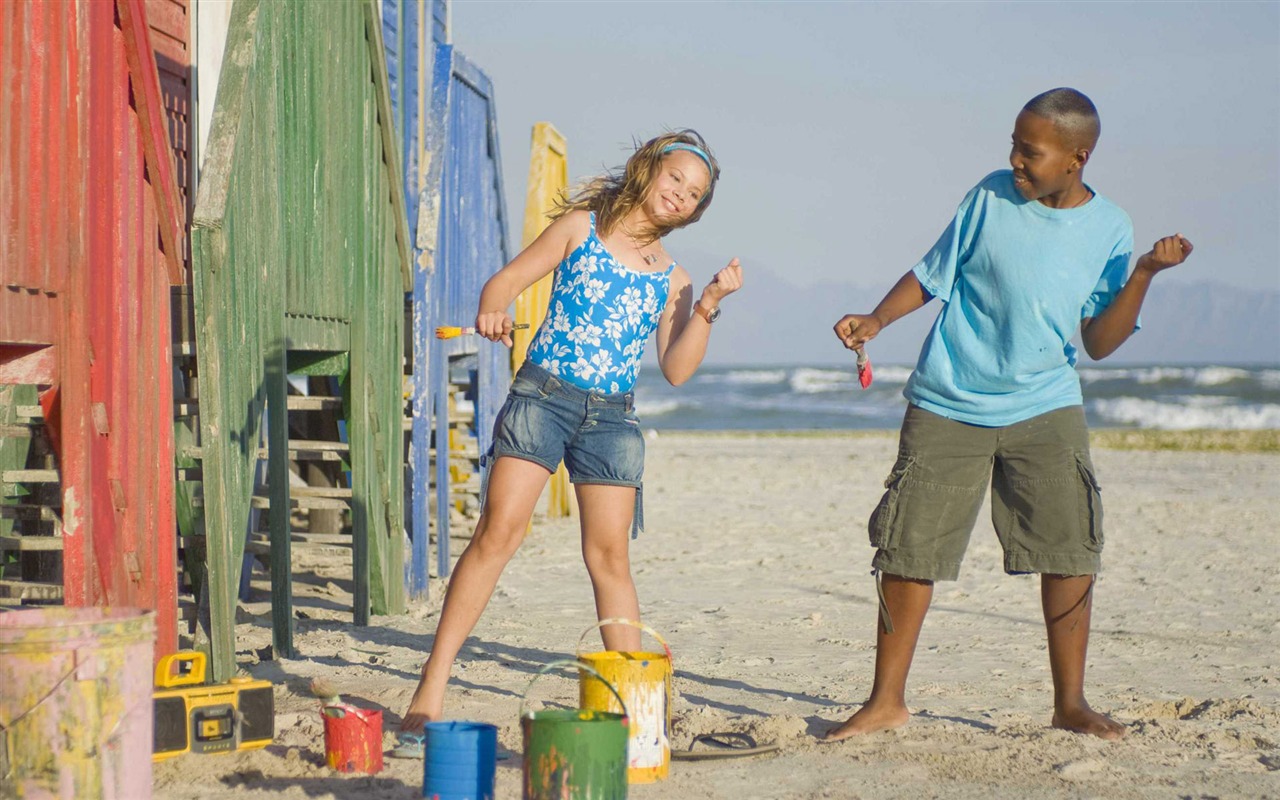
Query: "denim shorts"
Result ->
[[869, 404, 1103, 581], [486, 360, 646, 537]]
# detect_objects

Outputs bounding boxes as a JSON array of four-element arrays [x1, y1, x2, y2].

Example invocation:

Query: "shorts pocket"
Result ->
[[1075, 453, 1104, 552], [868, 455, 914, 550], [510, 374, 549, 400]]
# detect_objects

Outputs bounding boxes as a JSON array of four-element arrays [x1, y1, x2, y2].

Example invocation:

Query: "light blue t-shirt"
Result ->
[[905, 170, 1136, 426]]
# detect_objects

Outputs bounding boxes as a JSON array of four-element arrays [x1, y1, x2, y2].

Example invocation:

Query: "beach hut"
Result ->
[[190, 0, 411, 681], [381, 0, 446, 600], [416, 40, 512, 578], [515, 123, 573, 518], [381, 0, 514, 593], [0, 0, 188, 659]]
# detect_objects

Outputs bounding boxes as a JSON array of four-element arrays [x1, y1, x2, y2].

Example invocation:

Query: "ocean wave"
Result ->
[[867, 364, 915, 384], [1192, 367, 1253, 386], [790, 368, 857, 394], [1079, 365, 1256, 387], [1088, 397, 1280, 430], [701, 369, 788, 386], [1133, 367, 1190, 384], [635, 399, 683, 417]]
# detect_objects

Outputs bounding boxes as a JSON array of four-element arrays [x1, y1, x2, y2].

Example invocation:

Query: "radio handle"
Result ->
[[155, 650, 207, 688]]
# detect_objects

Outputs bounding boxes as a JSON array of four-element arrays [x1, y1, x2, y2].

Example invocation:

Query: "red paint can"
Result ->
[[322, 705, 384, 774]]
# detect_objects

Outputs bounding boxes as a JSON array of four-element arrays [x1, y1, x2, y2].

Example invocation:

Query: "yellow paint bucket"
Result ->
[[576, 619, 672, 784]]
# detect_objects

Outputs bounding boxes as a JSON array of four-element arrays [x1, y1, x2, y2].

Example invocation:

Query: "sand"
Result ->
[[153, 431, 1280, 799]]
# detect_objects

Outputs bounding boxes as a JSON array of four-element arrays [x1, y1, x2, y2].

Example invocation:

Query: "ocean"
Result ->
[[631, 363, 1280, 431]]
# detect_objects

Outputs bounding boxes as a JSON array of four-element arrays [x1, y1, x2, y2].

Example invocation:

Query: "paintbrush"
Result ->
[[435, 323, 530, 340], [309, 676, 342, 707], [855, 348, 874, 389]]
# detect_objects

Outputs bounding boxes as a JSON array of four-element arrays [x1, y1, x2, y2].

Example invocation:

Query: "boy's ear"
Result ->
[[1072, 148, 1092, 171]]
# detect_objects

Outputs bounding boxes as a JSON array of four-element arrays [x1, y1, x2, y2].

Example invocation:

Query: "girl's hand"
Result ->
[[1136, 234, 1193, 276], [702, 258, 743, 304], [475, 310, 515, 347], [833, 313, 882, 352]]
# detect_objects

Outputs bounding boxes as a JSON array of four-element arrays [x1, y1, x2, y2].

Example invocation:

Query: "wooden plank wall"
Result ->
[[419, 45, 509, 576], [383, 0, 439, 600], [0, 0, 183, 658], [514, 122, 572, 518], [191, 0, 410, 681]]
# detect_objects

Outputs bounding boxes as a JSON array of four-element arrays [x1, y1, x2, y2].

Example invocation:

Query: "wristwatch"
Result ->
[[693, 301, 721, 324]]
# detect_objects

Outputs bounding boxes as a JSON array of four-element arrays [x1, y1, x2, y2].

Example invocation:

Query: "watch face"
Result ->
[[708, 306, 721, 322]]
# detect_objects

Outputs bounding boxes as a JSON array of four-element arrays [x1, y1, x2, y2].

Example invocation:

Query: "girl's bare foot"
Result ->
[[400, 681, 443, 732], [1052, 703, 1126, 740], [821, 701, 910, 742]]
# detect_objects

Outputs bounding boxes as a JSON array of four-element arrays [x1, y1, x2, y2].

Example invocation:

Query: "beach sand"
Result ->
[[154, 431, 1280, 799]]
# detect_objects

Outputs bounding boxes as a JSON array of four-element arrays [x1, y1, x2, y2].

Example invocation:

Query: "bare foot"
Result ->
[[821, 701, 910, 742], [400, 682, 442, 732], [1052, 704, 1126, 740]]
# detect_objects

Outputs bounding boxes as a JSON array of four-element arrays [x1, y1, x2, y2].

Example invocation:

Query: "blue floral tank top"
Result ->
[[525, 212, 673, 392]]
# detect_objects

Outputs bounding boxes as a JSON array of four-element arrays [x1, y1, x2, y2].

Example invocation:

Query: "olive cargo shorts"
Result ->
[[869, 404, 1104, 581]]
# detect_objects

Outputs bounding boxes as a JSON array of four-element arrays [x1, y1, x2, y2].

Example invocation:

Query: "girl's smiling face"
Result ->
[[644, 150, 711, 224], [1009, 110, 1088, 207]]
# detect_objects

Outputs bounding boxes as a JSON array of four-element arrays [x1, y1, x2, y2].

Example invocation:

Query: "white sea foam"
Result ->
[[790, 368, 856, 394], [1133, 367, 1195, 384], [714, 369, 788, 386], [635, 399, 682, 417], [867, 364, 914, 384], [1089, 397, 1280, 430], [1192, 367, 1252, 386], [1077, 368, 1120, 384], [1081, 366, 1256, 387]]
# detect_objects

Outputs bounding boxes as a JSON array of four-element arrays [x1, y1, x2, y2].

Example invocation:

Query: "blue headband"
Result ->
[[662, 143, 715, 179]]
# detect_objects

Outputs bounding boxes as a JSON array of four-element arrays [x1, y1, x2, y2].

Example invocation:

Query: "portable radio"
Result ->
[[152, 651, 275, 761]]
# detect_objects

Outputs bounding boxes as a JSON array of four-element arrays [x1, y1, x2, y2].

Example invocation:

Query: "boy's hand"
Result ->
[[1136, 234, 1193, 276], [475, 310, 515, 347], [833, 314, 882, 352], [701, 258, 743, 304]]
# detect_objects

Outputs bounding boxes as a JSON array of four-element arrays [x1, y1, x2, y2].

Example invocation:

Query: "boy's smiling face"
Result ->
[[1009, 110, 1089, 207]]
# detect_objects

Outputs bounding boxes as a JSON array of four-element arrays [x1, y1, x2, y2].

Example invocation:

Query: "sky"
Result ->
[[449, 0, 1279, 301]]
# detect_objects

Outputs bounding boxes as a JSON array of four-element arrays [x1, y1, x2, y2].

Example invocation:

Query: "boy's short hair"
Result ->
[[1023, 88, 1101, 151]]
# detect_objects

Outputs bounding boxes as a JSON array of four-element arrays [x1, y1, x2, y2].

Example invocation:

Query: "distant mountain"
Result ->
[[687, 259, 1279, 366]]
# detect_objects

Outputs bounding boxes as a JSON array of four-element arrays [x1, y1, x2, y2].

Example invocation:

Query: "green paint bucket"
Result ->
[[520, 660, 629, 800]]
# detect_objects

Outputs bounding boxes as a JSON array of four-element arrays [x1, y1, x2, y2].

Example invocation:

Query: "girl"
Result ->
[[401, 129, 742, 729]]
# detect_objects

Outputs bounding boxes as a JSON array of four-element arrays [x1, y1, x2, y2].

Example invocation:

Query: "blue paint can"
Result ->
[[423, 721, 498, 800]]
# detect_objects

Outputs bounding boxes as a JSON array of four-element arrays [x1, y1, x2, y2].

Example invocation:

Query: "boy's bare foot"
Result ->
[[1052, 704, 1126, 740], [821, 702, 910, 742]]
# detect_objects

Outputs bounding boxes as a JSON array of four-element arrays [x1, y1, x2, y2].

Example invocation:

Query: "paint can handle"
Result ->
[[574, 618, 672, 662], [519, 659, 630, 721]]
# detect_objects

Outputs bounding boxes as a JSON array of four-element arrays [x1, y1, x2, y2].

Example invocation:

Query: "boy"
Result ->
[[826, 88, 1192, 741]]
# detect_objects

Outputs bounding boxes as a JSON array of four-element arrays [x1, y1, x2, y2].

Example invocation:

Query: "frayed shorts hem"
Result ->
[[1004, 551, 1100, 577], [871, 552, 962, 583]]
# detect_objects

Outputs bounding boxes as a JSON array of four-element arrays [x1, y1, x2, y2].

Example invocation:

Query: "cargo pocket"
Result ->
[[1075, 453, 1104, 552], [868, 455, 914, 550]]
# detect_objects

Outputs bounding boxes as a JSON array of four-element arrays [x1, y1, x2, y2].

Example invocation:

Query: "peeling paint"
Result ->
[[62, 486, 82, 538], [0, 608, 155, 799]]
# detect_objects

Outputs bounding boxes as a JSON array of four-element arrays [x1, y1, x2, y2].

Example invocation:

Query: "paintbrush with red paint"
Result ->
[[855, 348, 873, 389]]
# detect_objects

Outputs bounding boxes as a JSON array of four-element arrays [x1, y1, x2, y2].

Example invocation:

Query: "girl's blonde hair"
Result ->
[[552, 129, 719, 243]]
